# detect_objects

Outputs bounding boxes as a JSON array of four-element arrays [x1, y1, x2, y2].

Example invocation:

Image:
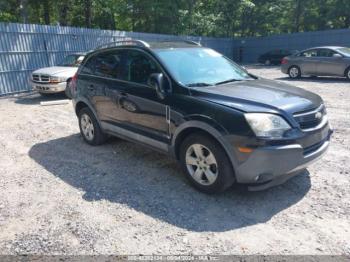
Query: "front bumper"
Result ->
[[30, 80, 67, 93], [229, 127, 332, 190]]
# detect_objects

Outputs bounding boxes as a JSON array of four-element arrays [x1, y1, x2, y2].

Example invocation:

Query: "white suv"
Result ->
[[30, 53, 85, 97]]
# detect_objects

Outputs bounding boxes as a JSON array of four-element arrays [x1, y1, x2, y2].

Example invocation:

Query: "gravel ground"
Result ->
[[0, 66, 349, 255]]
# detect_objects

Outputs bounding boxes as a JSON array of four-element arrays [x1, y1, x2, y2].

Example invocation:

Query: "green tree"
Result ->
[[0, 0, 349, 37]]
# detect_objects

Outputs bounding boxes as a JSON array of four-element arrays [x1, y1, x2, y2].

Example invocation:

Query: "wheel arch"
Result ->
[[344, 65, 350, 77], [74, 98, 100, 125], [75, 100, 89, 116], [171, 120, 238, 176], [288, 64, 301, 72]]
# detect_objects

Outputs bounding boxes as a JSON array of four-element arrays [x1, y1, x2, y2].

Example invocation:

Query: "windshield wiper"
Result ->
[[215, 78, 241, 85], [186, 82, 214, 87]]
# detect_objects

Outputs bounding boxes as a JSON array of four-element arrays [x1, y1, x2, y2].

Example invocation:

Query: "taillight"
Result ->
[[281, 58, 288, 64], [70, 73, 78, 95]]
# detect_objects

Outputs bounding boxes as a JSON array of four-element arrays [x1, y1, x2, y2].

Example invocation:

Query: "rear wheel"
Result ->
[[78, 107, 107, 146], [65, 79, 72, 99], [179, 133, 235, 194], [288, 66, 301, 79]]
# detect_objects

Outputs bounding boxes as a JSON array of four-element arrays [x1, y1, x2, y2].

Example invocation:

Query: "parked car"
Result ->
[[71, 40, 332, 194], [30, 53, 85, 97], [281, 46, 350, 79], [258, 49, 296, 65]]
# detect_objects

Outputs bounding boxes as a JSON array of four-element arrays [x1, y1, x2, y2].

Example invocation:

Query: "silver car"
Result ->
[[281, 46, 350, 80], [30, 53, 85, 97]]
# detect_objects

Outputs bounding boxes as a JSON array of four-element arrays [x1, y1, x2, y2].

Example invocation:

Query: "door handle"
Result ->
[[88, 84, 94, 91]]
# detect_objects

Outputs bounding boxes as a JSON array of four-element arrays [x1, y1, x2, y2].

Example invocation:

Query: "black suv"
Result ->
[[71, 40, 332, 193]]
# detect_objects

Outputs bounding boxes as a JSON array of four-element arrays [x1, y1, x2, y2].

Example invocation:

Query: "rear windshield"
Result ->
[[337, 47, 350, 57]]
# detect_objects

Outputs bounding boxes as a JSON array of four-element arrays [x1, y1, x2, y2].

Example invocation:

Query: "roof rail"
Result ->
[[95, 39, 150, 50], [183, 40, 202, 46], [155, 39, 201, 46]]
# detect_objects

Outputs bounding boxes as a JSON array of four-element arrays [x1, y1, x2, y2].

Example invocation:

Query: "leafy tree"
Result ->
[[0, 0, 349, 36]]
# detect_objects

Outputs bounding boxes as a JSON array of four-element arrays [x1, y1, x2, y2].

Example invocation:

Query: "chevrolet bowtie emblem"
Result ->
[[315, 112, 323, 120]]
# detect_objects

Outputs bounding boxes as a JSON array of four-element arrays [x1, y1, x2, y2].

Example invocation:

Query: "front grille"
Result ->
[[32, 74, 40, 82], [293, 105, 326, 130], [40, 75, 50, 82], [32, 74, 50, 83]]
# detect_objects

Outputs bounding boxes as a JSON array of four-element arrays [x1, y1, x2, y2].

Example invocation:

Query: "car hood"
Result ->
[[32, 66, 78, 77], [190, 78, 323, 114]]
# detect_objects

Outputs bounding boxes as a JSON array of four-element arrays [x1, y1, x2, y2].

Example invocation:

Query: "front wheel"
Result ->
[[345, 68, 350, 80], [288, 66, 301, 79], [78, 107, 107, 146], [179, 134, 235, 194]]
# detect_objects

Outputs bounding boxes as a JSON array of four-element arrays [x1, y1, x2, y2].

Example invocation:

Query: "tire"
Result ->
[[65, 80, 72, 99], [179, 133, 235, 194], [264, 59, 271, 66], [288, 66, 301, 79], [345, 67, 350, 80], [78, 107, 107, 146]]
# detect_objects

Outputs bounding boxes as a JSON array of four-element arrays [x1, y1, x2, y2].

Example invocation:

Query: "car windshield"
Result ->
[[154, 48, 253, 86], [59, 55, 84, 67], [337, 47, 350, 57]]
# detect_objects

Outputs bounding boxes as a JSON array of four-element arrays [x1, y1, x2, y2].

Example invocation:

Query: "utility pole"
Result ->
[[85, 0, 92, 28], [294, 0, 302, 32], [19, 0, 28, 23]]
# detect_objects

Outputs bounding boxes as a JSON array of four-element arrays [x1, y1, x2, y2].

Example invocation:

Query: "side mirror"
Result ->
[[333, 53, 342, 59], [149, 73, 170, 99]]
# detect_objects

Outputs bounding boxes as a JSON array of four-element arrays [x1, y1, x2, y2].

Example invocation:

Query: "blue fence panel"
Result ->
[[1, 22, 350, 95]]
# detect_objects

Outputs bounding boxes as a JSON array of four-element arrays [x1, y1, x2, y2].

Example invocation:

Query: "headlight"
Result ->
[[244, 113, 291, 138], [50, 76, 66, 83]]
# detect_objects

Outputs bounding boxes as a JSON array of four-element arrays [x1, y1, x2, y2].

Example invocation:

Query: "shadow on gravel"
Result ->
[[29, 134, 311, 232], [276, 76, 349, 83], [14, 92, 67, 105]]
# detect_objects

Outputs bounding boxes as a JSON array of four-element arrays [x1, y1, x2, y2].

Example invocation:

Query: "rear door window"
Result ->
[[81, 50, 127, 80], [300, 50, 318, 57]]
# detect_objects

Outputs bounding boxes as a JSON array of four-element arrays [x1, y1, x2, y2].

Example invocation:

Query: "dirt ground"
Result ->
[[0, 66, 349, 255]]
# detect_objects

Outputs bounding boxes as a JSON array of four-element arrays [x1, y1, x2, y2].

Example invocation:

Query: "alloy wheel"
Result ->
[[185, 143, 218, 186], [80, 113, 94, 141], [289, 67, 299, 78]]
